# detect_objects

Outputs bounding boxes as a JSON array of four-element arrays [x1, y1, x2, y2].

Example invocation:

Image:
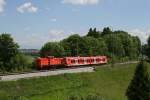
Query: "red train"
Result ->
[[36, 56, 108, 69]]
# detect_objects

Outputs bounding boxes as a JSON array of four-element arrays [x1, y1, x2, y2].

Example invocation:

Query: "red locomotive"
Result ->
[[36, 56, 108, 69]]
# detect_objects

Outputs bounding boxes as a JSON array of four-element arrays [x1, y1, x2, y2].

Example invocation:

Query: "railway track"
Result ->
[[0, 61, 139, 81], [0, 68, 79, 76], [0, 67, 94, 81], [0, 61, 139, 76]]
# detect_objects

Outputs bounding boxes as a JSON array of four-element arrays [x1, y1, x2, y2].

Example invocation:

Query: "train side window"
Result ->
[[96, 59, 99, 62], [84, 59, 88, 62], [78, 60, 80, 63], [71, 60, 75, 63], [79, 59, 82, 63], [89, 59, 91, 62], [99, 58, 101, 61], [87, 59, 90, 62], [103, 58, 105, 61]]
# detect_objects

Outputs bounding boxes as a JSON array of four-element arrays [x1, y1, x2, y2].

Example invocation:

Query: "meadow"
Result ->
[[0, 63, 145, 100]]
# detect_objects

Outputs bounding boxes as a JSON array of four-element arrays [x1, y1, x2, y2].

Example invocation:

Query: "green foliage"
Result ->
[[83, 36, 107, 56], [126, 61, 150, 100], [102, 30, 141, 59], [85, 94, 102, 100], [86, 28, 140, 59], [40, 27, 141, 61], [87, 28, 101, 38], [60, 34, 107, 57], [147, 36, 150, 60], [61, 34, 88, 56], [40, 42, 65, 57], [0, 33, 19, 71], [142, 44, 148, 56], [142, 36, 150, 60], [0, 33, 34, 72], [103, 34, 125, 57], [148, 36, 150, 46], [101, 27, 112, 36], [68, 94, 102, 100], [10, 53, 34, 71]]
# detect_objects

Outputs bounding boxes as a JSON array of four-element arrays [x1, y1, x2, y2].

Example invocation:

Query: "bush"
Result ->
[[40, 42, 65, 57], [126, 61, 150, 100], [9, 53, 34, 72]]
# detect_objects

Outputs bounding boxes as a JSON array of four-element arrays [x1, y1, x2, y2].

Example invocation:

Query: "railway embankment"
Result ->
[[0, 67, 94, 81]]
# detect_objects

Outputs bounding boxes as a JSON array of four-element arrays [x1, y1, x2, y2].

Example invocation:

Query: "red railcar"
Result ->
[[64, 56, 107, 66], [36, 57, 64, 69], [36, 58, 49, 69], [36, 56, 108, 69]]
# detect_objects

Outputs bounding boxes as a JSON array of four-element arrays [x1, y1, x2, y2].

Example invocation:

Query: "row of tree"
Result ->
[[40, 27, 141, 60]]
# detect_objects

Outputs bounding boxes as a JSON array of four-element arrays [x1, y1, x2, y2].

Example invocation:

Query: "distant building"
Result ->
[[19, 49, 40, 55]]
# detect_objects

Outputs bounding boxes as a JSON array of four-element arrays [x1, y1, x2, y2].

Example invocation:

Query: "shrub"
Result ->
[[126, 61, 150, 100], [9, 53, 34, 71]]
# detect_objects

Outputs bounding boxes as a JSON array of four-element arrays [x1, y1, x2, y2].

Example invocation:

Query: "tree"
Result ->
[[0, 33, 19, 71], [132, 36, 141, 55], [83, 36, 107, 56], [142, 44, 148, 57], [87, 28, 93, 37], [148, 35, 150, 46], [87, 28, 101, 38], [103, 34, 125, 57], [40, 42, 65, 57], [10, 53, 33, 71], [113, 31, 141, 59], [101, 27, 112, 36], [61, 34, 88, 57], [147, 36, 150, 60], [126, 61, 150, 100]]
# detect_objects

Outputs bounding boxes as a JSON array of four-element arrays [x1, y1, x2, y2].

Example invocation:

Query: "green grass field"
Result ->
[[0, 63, 148, 100]]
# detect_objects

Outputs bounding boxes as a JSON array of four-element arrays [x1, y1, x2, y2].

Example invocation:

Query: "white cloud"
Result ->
[[62, 0, 100, 5], [17, 2, 38, 13], [49, 30, 63, 35], [48, 29, 70, 41], [15, 29, 71, 49], [0, 0, 6, 13], [129, 29, 150, 44]]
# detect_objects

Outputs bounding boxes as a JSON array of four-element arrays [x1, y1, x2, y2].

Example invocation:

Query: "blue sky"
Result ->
[[0, 0, 150, 49]]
